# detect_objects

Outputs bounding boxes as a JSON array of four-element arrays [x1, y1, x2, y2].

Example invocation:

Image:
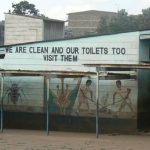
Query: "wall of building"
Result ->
[[44, 21, 64, 40], [0, 75, 138, 133], [0, 32, 140, 72], [0, 76, 137, 117], [138, 37, 150, 130], [5, 14, 43, 45], [48, 76, 137, 119], [0, 21, 4, 46], [2, 76, 44, 113], [67, 10, 116, 37], [1, 31, 150, 133], [138, 70, 150, 130]]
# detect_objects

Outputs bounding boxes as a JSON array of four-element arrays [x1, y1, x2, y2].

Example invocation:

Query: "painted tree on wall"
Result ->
[[10, 0, 40, 16]]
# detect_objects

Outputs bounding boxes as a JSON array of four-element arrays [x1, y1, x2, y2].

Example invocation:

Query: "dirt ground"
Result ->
[[0, 130, 150, 150]]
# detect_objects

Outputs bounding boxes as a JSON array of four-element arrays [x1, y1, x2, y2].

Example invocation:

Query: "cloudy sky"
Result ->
[[0, 0, 150, 21]]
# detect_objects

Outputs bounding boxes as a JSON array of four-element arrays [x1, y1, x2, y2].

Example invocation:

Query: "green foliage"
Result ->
[[97, 7, 150, 35], [109, 9, 129, 33], [97, 17, 109, 34], [139, 8, 150, 30], [11, 0, 40, 16]]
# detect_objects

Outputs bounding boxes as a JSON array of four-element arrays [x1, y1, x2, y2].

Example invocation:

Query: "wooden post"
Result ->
[[46, 77, 50, 135], [1, 74, 4, 132], [96, 71, 99, 138]]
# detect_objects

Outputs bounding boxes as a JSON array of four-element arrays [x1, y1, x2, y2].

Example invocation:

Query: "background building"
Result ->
[[5, 13, 64, 45], [0, 21, 4, 46], [66, 10, 116, 37]]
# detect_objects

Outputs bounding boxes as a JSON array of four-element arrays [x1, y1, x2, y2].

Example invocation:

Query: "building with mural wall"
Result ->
[[0, 31, 150, 133]]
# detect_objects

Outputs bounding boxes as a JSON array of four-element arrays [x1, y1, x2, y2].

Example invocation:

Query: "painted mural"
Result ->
[[112, 80, 135, 118], [49, 77, 137, 119], [1, 76, 44, 112], [0, 76, 137, 119], [49, 77, 82, 115]]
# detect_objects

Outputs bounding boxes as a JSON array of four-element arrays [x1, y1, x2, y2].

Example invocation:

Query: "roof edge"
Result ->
[[5, 13, 65, 23], [67, 10, 117, 15], [1, 30, 150, 48]]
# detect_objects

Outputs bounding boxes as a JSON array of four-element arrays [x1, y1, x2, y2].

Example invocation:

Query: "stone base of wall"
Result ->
[[1, 111, 137, 134]]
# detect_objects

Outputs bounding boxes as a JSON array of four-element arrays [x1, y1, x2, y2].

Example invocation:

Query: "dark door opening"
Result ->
[[138, 69, 150, 130]]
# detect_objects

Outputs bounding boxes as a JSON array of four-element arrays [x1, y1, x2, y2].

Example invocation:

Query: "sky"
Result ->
[[0, 0, 150, 21]]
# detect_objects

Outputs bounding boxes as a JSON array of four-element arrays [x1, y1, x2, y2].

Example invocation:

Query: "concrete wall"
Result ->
[[2, 76, 44, 113], [44, 21, 64, 40], [0, 32, 140, 72], [67, 10, 116, 37], [5, 14, 43, 45], [0, 75, 138, 133], [2, 112, 137, 133], [0, 21, 4, 46], [138, 70, 150, 130]]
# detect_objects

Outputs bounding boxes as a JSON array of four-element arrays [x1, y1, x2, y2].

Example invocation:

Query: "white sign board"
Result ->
[[0, 32, 140, 72]]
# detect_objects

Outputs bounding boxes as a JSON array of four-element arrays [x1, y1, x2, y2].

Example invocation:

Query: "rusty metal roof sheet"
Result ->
[[0, 69, 96, 76]]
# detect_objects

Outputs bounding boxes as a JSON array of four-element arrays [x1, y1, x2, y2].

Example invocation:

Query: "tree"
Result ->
[[108, 9, 130, 33], [139, 7, 150, 30], [97, 9, 131, 35], [97, 7, 150, 35], [97, 17, 109, 34], [11, 0, 40, 16], [127, 15, 139, 31]]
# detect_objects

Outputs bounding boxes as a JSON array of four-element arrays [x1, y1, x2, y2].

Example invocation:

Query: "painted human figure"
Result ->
[[113, 80, 135, 116], [77, 79, 93, 113]]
